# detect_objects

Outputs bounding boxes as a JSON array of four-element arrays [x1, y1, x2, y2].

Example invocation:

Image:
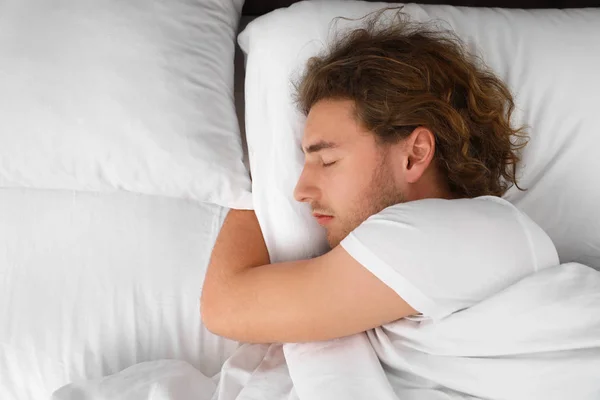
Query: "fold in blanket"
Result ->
[[52, 263, 600, 400]]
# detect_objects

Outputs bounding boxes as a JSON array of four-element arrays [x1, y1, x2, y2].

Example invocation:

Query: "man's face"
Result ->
[[294, 99, 406, 248]]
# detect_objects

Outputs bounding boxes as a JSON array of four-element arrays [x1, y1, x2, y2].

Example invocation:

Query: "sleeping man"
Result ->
[[201, 10, 560, 386]]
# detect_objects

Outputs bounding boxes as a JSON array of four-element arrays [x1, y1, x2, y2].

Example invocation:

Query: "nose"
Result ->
[[294, 165, 319, 203]]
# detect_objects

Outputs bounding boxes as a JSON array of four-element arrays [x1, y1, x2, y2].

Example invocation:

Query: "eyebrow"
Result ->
[[303, 141, 338, 154]]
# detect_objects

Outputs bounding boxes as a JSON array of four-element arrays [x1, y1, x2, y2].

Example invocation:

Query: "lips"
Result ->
[[313, 213, 334, 225]]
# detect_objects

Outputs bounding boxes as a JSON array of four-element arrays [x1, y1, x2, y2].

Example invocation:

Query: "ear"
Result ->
[[403, 127, 436, 184]]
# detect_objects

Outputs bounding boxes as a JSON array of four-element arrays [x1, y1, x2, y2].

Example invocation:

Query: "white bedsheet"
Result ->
[[0, 188, 238, 400], [51, 263, 600, 400]]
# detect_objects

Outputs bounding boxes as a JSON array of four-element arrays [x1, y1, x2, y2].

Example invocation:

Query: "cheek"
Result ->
[[328, 165, 372, 211]]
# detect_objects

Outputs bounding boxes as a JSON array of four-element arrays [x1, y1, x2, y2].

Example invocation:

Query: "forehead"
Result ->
[[302, 99, 367, 150]]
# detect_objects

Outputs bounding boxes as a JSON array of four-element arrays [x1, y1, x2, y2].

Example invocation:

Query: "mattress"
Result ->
[[0, 188, 238, 399]]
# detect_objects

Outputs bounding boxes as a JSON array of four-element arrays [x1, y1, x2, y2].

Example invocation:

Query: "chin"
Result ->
[[325, 220, 358, 249], [325, 230, 345, 249]]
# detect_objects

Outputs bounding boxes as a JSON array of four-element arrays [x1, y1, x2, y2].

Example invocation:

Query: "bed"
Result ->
[[1, 0, 600, 399]]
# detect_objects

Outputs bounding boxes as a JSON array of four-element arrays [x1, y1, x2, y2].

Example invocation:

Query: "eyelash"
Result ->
[[322, 161, 337, 168]]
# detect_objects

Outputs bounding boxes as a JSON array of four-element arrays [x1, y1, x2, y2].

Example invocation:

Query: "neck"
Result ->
[[406, 173, 454, 202]]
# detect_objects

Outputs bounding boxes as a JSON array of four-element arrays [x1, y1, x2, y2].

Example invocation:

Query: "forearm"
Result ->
[[200, 209, 270, 332], [208, 209, 270, 274]]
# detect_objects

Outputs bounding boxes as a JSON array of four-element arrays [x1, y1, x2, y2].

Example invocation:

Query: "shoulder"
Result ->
[[340, 196, 558, 320], [375, 195, 518, 220], [344, 195, 558, 281], [359, 196, 522, 241]]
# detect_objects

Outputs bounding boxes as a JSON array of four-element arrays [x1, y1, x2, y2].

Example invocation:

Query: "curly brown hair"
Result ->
[[295, 10, 527, 198]]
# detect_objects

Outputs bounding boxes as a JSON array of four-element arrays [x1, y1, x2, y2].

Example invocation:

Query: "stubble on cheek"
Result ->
[[327, 165, 403, 248]]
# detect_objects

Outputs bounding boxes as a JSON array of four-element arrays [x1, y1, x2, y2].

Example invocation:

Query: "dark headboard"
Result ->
[[242, 0, 599, 15]]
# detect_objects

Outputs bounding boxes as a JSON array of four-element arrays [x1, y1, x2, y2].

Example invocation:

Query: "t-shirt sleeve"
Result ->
[[339, 197, 558, 320], [341, 231, 445, 318]]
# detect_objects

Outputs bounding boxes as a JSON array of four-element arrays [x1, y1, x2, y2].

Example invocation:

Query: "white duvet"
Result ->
[[52, 262, 600, 400]]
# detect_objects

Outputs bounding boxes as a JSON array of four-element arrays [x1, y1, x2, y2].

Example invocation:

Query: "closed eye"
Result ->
[[322, 160, 337, 167]]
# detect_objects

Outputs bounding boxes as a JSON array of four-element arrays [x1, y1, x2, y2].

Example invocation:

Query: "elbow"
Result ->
[[200, 295, 272, 344], [201, 288, 262, 343], [200, 275, 256, 342], [200, 286, 242, 342], [200, 267, 234, 338], [200, 290, 227, 338]]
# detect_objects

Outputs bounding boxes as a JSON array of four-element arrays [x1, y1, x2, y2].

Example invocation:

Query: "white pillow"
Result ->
[[0, 0, 252, 209], [0, 189, 237, 399], [239, 1, 600, 268]]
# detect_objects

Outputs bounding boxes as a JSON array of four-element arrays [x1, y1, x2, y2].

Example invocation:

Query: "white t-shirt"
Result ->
[[340, 196, 562, 398], [340, 195, 559, 321]]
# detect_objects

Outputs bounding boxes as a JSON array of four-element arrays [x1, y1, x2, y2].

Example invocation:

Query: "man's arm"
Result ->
[[200, 209, 416, 344]]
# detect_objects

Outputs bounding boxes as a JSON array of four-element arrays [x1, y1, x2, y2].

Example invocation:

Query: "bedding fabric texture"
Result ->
[[238, 0, 600, 269], [0, 0, 252, 209], [0, 188, 238, 400]]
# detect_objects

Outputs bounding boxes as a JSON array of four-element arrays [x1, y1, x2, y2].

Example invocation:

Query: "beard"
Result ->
[[326, 153, 405, 248]]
